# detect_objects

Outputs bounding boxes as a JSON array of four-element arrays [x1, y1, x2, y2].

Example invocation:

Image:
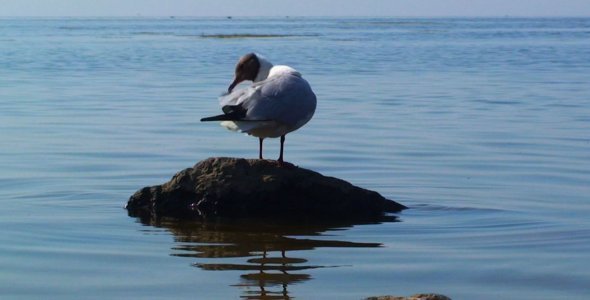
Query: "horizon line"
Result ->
[[1, 15, 590, 18]]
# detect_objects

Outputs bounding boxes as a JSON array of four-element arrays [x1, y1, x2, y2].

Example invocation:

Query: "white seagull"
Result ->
[[201, 53, 317, 164]]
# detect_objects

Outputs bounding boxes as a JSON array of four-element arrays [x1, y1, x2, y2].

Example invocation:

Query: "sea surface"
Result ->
[[1, 17, 589, 299]]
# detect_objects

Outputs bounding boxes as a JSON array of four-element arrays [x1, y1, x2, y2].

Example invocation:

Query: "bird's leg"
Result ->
[[259, 138, 264, 159], [278, 135, 285, 164]]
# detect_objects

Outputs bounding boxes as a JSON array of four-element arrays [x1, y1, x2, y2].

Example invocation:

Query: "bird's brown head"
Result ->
[[228, 53, 260, 92]]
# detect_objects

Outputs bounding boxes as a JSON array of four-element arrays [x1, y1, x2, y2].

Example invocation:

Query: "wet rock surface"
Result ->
[[126, 157, 406, 220]]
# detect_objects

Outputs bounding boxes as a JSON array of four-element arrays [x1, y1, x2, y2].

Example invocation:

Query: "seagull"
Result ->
[[201, 53, 317, 164]]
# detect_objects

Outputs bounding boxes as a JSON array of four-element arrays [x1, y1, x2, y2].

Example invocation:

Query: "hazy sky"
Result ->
[[1, 0, 589, 17]]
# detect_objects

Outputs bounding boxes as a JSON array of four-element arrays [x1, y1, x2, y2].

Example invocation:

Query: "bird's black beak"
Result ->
[[228, 76, 242, 93]]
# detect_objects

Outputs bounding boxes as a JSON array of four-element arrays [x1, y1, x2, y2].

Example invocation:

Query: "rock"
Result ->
[[126, 157, 406, 220], [366, 294, 452, 300]]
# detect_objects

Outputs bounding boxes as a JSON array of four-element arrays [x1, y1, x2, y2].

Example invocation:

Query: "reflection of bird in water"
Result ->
[[195, 248, 316, 300], [237, 250, 310, 300], [137, 217, 398, 300]]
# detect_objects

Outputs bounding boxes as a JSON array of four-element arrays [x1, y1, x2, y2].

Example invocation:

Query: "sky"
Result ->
[[1, 0, 589, 17]]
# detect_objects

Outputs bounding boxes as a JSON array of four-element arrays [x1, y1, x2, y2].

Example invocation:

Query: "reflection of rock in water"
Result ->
[[134, 216, 399, 299]]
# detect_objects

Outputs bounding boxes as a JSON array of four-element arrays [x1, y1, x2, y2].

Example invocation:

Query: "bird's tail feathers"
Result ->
[[200, 114, 235, 122], [201, 105, 248, 122], [201, 114, 271, 122]]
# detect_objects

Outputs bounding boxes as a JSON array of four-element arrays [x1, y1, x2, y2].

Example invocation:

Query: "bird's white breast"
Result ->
[[268, 65, 301, 78]]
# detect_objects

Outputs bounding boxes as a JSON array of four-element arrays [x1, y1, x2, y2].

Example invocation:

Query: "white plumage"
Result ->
[[202, 53, 316, 163]]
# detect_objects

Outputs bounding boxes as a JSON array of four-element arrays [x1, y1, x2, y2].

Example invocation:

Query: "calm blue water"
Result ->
[[1, 17, 590, 299]]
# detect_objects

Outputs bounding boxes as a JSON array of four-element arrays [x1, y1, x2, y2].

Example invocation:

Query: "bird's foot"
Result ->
[[276, 160, 296, 168]]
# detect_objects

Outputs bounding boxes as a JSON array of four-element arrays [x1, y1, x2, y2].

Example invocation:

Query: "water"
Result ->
[[1, 17, 589, 299]]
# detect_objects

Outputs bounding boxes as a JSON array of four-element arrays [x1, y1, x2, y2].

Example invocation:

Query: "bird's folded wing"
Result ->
[[244, 74, 316, 127], [216, 74, 315, 127], [218, 82, 263, 107]]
